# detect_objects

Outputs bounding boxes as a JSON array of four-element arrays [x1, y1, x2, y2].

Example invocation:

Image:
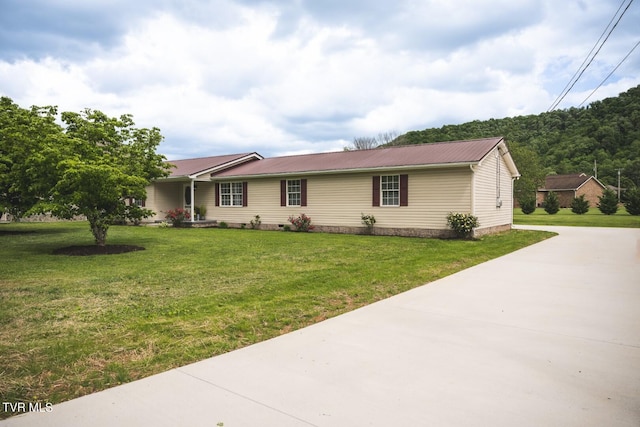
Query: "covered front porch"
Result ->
[[146, 178, 216, 223]]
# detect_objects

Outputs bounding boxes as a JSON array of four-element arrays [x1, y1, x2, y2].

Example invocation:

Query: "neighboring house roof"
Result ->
[[165, 153, 263, 180], [540, 173, 606, 191], [213, 137, 519, 178]]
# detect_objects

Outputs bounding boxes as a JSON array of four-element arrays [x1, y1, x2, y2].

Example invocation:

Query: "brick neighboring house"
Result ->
[[537, 173, 606, 208]]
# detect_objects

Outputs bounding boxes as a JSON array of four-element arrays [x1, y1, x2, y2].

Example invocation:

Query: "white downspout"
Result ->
[[469, 164, 476, 216]]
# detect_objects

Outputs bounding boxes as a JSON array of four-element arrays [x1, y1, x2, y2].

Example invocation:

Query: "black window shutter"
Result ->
[[400, 174, 409, 206], [301, 179, 307, 207], [280, 180, 286, 206], [214, 183, 220, 207], [372, 176, 380, 206], [242, 182, 248, 207]]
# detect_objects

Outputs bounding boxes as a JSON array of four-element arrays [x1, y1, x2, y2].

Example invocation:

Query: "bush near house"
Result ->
[[446, 212, 479, 239], [165, 208, 190, 227], [288, 213, 314, 232]]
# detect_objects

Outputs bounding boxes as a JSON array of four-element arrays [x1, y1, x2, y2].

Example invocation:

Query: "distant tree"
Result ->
[[349, 136, 379, 150], [597, 188, 619, 215], [345, 131, 398, 150], [624, 187, 640, 215], [570, 194, 589, 214], [519, 195, 536, 214], [510, 141, 545, 205], [543, 191, 560, 214]]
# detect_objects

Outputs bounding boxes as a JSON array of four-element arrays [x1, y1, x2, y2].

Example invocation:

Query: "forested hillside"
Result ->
[[393, 85, 640, 192]]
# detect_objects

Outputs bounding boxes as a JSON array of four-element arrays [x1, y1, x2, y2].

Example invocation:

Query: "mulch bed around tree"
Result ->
[[53, 245, 145, 256]]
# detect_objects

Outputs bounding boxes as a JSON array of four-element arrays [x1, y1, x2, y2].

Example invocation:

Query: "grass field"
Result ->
[[513, 207, 640, 228], [0, 222, 552, 417]]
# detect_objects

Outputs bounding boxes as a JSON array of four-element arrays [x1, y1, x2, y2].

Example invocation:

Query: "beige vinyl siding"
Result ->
[[472, 148, 514, 229], [214, 168, 472, 231], [146, 181, 217, 221], [146, 182, 182, 221]]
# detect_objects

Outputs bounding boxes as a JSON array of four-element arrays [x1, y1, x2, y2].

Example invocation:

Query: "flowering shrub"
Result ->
[[165, 208, 190, 227], [446, 212, 479, 239], [288, 213, 314, 232], [361, 213, 376, 234]]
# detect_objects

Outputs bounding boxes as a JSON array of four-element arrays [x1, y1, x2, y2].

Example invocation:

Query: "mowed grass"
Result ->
[[513, 207, 640, 228], [0, 222, 552, 416]]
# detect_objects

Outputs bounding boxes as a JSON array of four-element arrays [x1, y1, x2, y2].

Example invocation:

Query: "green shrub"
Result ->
[[624, 188, 640, 215], [570, 194, 589, 214], [543, 191, 560, 215], [361, 213, 376, 234], [597, 189, 618, 215], [250, 215, 262, 229], [288, 213, 314, 232], [519, 195, 536, 215], [165, 208, 190, 227], [446, 212, 479, 239], [218, 221, 228, 228]]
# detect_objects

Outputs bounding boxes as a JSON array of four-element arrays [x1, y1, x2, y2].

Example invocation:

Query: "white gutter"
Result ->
[[469, 164, 477, 216], [211, 162, 481, 181]]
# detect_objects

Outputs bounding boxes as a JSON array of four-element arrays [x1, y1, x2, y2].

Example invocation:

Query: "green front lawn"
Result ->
[[0, 222, 551, 417], [514, 207, 640, 228]]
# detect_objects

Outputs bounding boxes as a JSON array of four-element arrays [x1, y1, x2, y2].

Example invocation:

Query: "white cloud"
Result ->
[[1, 0, 639, 159]]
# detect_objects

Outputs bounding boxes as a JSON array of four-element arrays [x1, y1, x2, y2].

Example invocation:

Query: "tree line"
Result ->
[[391, 85, 640, 201]]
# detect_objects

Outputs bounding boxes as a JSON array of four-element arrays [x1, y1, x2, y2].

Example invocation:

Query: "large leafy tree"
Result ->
[[1, 97, 171, 246], [41, 109, 171, 245], [0, 97, 63, 218]]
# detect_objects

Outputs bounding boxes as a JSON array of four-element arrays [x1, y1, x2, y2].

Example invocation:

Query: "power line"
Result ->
[[547, 0, 635, 111], [578, 39, 640, 107]]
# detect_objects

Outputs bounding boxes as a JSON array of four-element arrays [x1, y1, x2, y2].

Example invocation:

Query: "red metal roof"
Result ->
[[213, 137, 505, 178], [167, 153, 260, 178]]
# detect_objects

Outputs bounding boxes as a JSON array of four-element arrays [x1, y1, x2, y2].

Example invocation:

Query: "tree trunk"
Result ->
[[88, 216, 109, 246]]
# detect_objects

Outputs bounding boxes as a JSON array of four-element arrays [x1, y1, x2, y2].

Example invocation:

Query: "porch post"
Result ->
[[190, 179, 195, 223]]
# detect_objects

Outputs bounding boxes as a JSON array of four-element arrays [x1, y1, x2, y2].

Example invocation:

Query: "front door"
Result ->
[[183, 184, 192, 214]]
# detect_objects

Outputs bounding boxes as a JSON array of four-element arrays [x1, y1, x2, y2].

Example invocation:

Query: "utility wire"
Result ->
[[547, 0, 628, 111], [547, 0, 634, 111], [578, 39, 640, 107]]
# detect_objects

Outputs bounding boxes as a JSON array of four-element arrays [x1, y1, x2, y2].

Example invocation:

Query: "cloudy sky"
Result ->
[[1, 0, 639, 160]]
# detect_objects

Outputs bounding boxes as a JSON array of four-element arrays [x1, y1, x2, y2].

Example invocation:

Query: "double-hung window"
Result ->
[[381, 175, 400, 206], [372, 175, 408, 207], [280, 179, 307, 207], [220, 182, 243, 207], [287, 179, 301, 206]]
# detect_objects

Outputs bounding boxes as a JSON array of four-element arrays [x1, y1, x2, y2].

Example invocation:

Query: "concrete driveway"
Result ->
[[3, 225, 639, 426]]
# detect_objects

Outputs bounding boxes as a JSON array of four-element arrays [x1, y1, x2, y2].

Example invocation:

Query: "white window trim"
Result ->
[[381, 175, 400, 207], [220, 182, 243, 207], [287, 179, 301, 207]]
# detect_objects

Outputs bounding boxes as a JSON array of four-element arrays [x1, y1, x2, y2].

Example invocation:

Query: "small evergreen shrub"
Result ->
[[519, 195, 536, 215], [597, 189, 618, 215], [446, 212, 479, 239], [624, 188, 640, 215], [570, 194, 589, 214], [218, 221, 228, 228], [543, 191, 560, 215], [288, 213, 314, 232]]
